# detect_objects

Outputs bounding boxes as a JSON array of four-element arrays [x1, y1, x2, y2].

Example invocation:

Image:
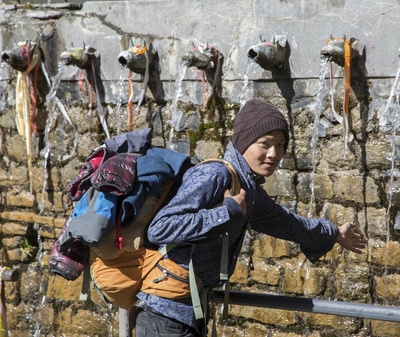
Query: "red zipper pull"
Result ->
[[115, 207, 124, 250]]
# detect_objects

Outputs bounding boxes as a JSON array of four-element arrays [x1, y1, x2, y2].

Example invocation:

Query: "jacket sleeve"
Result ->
[[250, 186, 339, 263], [147, 162, 241, 245]]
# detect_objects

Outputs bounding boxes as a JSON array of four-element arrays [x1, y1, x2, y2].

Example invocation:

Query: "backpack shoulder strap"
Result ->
[[156, 159, 241, 332], [195, 158, 242, 325], [195, 158, 240, 195]]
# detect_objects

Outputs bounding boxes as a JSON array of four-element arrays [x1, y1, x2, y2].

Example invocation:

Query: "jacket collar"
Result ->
[[224, 142, 265, 184]]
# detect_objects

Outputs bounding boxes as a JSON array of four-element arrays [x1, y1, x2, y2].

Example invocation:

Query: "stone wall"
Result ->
[[1, 1, 400, 336]]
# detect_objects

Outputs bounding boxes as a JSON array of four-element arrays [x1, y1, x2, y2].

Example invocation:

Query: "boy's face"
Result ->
[[242, 130, 286, 178]]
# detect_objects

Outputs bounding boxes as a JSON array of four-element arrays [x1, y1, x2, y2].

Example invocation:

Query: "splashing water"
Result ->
[[24, 261, 49, 336], [302, 261, 313, 296], [0, 62, 9, 106], [33, 281, 48, 336], [116, 66, 128, 135], [308, 57, 330, 218], [382, 60, 400, 118], [169, 61, 187, 149], [32, 59, 75, 337], [34, 62, 73, 241], [107, 303, 114, 337], [36, 100, 59, 225], [0, 61, 8, 82], [384, 59, 400, 276], [35, 60, 69, 223], [40, 61, 74, 127], [238, 58, 255, 108], [25, 59, 73, 337], [46, 60, 66, 102], [90, 56, 110, 139]]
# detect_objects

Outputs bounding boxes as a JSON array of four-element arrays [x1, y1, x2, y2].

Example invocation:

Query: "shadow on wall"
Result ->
[[182, 42, 228, 142]]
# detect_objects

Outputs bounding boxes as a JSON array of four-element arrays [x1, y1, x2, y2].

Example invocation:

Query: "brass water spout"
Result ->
[[117, 41, 153, 74], [1, 40, 42, 72], [247, 35, 288, 71], [60, 45, 99, 69], [320, 35, 359, 67], [182, 42, 216, 70]]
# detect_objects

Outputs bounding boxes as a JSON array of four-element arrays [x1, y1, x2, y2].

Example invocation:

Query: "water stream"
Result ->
[[115, 65, 128, 135], [382, 60, 400, 277], [35, 60, 68, 222], [308, 57, 330, 218], [168, 60, 187, 149], [33, 59, 70, 336], [90, 57, 110, 139], [238, 58, 255, 108], [0, 62, 9, 109], [107, 303, 115, 337], [0, 61, 7, 83], [33, 281, 47, 337], [46, 61, 66, 102]]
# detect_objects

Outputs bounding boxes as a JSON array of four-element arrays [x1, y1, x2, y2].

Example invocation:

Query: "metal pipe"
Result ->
[[118, 308, 132, 337], [1, 269, 19, 282], [213, 290, 400, 322]]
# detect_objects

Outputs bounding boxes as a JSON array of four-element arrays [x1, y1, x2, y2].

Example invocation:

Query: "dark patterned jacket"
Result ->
[[137, 142, 339, 332]]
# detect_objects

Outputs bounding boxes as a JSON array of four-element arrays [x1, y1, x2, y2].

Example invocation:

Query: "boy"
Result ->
[[135, 99, 367, 336]]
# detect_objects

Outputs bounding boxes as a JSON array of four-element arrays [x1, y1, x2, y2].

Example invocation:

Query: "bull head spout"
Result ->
[[181, 42, 224, 94], [117, 40, 154, 74], [247, 34, 288, 71], [1, 40, 42, 72], [182, 42, 217, 70], [321, 35, 359, 67], [59, 44, 99, 69]]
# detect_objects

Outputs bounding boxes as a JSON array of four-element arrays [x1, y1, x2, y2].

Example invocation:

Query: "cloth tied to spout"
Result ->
[[15, 42, 41, 138]]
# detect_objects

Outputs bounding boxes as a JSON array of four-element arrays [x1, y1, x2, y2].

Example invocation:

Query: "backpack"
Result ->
[[49, 129, 240, 313], [88, 158, 240, 317]]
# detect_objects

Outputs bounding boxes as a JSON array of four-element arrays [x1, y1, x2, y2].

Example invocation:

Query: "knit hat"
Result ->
[[232, 100, 289, 154]]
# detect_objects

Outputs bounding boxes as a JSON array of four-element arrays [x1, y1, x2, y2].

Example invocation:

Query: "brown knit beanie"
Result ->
[[232, 100, 289, 154]]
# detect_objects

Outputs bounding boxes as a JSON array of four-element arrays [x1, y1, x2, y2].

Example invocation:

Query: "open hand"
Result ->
[[336, 222, 367, 254]]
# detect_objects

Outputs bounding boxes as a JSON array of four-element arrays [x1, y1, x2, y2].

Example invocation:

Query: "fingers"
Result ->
[[237, 188, 246, 199], [224, 188, 246, 197], [348, 222, 357, 230], [338, 221, 368, 254], [224, 188, 247, 215], [351, 229, 367, 253], [224, 189, 232, 198], [353, 233, 367, 244]]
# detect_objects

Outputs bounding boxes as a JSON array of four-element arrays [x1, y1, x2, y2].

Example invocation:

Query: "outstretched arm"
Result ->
[[336, 222, 367, 254]]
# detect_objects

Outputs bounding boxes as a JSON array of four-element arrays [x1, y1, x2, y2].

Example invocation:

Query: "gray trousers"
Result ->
[[135, 307, 201, 337]]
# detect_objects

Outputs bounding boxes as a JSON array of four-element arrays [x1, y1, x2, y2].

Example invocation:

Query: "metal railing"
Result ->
[[118, 290, 400, 336], [213, 290, 400, 322]]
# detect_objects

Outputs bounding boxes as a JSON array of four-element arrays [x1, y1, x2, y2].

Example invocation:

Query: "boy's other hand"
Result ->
[[224, 188, 247, 215]]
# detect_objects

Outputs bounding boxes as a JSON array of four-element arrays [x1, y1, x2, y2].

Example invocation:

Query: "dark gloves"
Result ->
[[90, 153, 140, 195]]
